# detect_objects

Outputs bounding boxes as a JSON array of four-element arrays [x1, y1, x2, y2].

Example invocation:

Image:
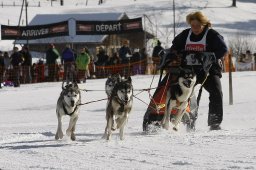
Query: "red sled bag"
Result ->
[[142, 71, 196, 132]]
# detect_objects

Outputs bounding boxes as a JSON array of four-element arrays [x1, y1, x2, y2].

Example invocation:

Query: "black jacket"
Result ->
[[152, 45, 164, 58], [46, 48, 59, 65], [0, 56, 4, 67], [20, 51, 32, 66], [170, 27, 228, 77], [10, 52, 23, 66]]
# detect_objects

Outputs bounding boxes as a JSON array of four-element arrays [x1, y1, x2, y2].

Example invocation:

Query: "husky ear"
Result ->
[[117, 76, 121, 83], [62, 81, 66, 90], [117, 73, 121, 79], [73, 82, 78, 88], [127, 76, 132, 82]]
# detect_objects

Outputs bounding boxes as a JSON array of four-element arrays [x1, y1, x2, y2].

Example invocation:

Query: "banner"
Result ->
[[1, 21, 69, 40], [76, 18, 143, 35]]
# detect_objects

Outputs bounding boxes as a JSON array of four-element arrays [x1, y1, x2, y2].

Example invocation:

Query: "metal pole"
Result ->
[[173, 0, 176, 38], [228, 50, 233, 105], [25, 0, 29, 47], [18, 0, 25, 26], [143, 14, 147, 75]]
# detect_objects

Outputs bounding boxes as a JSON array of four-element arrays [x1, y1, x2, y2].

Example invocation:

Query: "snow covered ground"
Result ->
[[0, 72, 256, 170]]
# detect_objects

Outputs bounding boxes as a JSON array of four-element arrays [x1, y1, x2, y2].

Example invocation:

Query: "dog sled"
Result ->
[[143, 50, 216, 132]]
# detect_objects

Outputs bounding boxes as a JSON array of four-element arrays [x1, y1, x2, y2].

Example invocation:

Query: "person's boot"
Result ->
[[210, 123, 221, 130]]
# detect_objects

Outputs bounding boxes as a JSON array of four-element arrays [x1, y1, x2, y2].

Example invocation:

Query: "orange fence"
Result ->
[[91, 59, 147, 78]]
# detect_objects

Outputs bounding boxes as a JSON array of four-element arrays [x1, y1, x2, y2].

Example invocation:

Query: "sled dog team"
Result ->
[[55, 71, 197, 141]]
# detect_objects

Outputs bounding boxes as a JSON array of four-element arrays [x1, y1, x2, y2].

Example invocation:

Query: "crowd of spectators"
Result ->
[[237, 50, 256, 63], [0, 40, 151, 88]]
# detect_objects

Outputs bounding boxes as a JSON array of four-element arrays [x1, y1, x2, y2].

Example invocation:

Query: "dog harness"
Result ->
[[62, 102, 78, 116], [171, 100, 191, 115], [185, 28, 209, 52]]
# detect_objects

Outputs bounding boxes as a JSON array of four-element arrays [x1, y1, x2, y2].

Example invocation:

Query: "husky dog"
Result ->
[[55, 82, 81, 141], [162, 67, 197, 131], [105, 73, 122, 98], [103, 77, 133, 140]]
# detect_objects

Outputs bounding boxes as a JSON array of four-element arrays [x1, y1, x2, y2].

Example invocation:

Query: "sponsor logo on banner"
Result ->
[[1, 21, 69, 40], [76, 18, 143, 35]]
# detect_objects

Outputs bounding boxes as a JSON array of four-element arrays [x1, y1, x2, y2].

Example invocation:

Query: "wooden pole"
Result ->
[[232, 0, 236, 7], [228, 50, 233, 105]]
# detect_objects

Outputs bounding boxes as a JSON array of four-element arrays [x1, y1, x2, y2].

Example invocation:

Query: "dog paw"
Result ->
[[71, 133, 76, 141], [55, 134, 59, 140], [106, 134, 111, 140], [56, 131, 64, 140], [173, 127, 178, 131], [162, 123, 169, 130]]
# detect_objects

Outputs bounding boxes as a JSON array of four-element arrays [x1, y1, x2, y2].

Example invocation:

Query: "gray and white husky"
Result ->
[[105, 73, 122, 98], [162, 67, 197, 131], [103, 77, 133, 140], [55, 82, 81, 141]]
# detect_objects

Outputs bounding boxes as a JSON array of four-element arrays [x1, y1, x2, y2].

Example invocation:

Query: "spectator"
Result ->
[[46, 44, 60, 82], [62, 44, 76, 83], [254, 53, 256, 64], [10, 47, 24, 87], [31, 63, 38, 83], [3, 52, 11, 82], [238, 53, 246, 63], [37, 58, 45, 82], [84, 47, 92, 78], [106, 52, 120, 65], [244, 50, 253, 63], [75, 47, 91, 83], [0, 51, 4, 88], [3, 52, 11, 70], [95, 46, 109, 66], [20, 46, 32, 83], [131, 48, 141, 62], [152, 40, 164, 59], [119, 40, 132, 64]]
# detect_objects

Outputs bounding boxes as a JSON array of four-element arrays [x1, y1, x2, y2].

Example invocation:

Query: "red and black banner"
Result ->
[[1, 21, 69, 40], [76, 17, 143, 35]]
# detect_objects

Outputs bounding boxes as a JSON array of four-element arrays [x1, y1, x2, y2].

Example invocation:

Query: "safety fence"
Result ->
[[0, 59, 159, 86]]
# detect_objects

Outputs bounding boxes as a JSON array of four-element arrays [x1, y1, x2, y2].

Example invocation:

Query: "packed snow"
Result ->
[[0, 72, 256, 169]]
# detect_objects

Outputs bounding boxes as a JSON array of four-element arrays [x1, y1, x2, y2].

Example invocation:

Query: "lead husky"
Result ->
[[103, 77, 133, 140], [55, 82, 81, 141], [162, 67, 197, 131], [105, 73, 122, 98]]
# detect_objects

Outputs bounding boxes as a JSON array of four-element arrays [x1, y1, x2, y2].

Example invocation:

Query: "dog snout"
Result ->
[[71, 100, 75, 107], [183, 79, 192, 88], [187, 79, 191, 86]]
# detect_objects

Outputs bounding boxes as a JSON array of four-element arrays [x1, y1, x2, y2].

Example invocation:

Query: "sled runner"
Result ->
[[143, 50, 216, 132]]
